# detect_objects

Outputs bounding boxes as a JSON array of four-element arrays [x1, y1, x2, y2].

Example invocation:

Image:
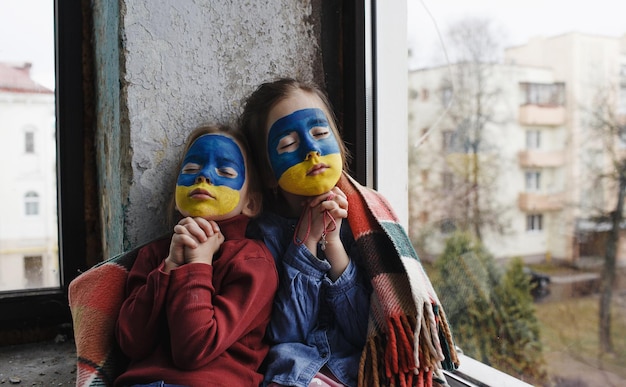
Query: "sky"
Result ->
[[1, 1, 625, 88], [0, 0, 55, 90], [408, 0, 626, 69]]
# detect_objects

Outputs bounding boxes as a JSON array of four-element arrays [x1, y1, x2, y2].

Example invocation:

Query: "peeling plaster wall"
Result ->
[[98, 0, 323, 255], [93, 0, 127, 260]]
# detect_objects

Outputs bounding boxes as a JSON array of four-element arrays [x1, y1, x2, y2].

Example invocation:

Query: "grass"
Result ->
[[534, 294, 626, 381]]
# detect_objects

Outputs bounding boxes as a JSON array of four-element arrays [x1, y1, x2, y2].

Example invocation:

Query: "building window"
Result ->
[[520, 82, 565, 106], [24, 191, 40, 216], [525, 171, 541, 191], [25, 131, 35, 153], [526, 214, 543, 231], [526, 130, 541, 149]]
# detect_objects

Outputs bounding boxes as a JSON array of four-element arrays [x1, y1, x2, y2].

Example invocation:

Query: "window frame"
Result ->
[[0, 0, 86, 334], [526, 213, 543, 232], [526, 129, 541, 150], [24, 191, 40, 216], [525, 170, 541, 192], [24, 130, 35, 153]]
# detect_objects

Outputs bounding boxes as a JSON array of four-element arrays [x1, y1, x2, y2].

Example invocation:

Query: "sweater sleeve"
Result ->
[[116, 242, 171, 360], [165, 242, 278, 370]]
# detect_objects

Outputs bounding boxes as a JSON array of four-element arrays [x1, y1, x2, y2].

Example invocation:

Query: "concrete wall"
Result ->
[[94, 0, 324, 257]]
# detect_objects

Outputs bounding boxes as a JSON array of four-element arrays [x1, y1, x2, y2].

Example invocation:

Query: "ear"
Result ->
[[241, 191, 262, 217]]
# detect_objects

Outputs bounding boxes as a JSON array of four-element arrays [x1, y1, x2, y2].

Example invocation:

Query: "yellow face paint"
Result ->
[[277, 153, 342, 196], [175, 182, 241, 218]]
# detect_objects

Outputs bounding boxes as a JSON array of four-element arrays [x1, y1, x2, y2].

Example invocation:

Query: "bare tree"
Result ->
[[409, 17, 511, 242], [584, 85, 626, 353]]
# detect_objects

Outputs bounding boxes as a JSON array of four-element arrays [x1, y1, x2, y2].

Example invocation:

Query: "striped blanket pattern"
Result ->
[[68, 175, 458, 387], [337, 174, 458, 387]]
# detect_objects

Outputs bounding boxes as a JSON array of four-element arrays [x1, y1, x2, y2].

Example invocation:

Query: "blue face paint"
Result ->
[[176, 134, 245, 190], [267, 108, 340, 182]]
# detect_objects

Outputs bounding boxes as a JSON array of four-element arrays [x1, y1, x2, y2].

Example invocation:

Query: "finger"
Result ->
[[171, 232, 199, 249], [331, 186, 347, 199], [182, 219, 209, 242], [308, 191, 334, 208], [173, 225, 204, 245], [193, 217, 217, 237], [177, 216, 195, 226], [208, 220, 221, 234], [330, 207, 348, 219]]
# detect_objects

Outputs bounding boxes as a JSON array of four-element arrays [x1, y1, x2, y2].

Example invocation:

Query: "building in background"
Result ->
[[408, 32, 626, 264], [0, 62, 58, 290]]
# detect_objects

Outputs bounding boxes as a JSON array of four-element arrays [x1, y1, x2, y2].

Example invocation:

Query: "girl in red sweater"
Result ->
[[115, 124, 278, 387]]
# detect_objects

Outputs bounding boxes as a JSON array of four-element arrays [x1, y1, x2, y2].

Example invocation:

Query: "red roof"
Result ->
[[0, 62, 53, 94]]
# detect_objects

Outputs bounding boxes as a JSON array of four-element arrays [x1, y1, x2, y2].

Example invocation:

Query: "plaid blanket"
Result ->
[[336, 174, 458, 387], [68, 235, 168, 387], [69, 175, 458, 387]]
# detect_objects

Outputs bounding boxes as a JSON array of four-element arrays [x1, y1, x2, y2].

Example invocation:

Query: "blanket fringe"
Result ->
[[360, 314, 441, 387]]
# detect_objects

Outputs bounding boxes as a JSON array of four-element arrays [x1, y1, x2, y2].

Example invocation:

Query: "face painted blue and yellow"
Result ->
[[267, 108, 342, 196], [175, 134, 246, 218]]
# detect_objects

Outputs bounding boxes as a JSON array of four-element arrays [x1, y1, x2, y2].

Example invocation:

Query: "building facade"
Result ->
[[408, 32, 626, 264], [0, 62, 57, 290]]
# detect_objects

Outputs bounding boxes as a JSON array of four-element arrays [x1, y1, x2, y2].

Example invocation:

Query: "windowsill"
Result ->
[[0, 336, 76, 385]]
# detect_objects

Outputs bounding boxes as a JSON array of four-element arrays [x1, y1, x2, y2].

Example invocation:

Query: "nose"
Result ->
[[305, 150, 321, 160], [195, 175, 211, 184]]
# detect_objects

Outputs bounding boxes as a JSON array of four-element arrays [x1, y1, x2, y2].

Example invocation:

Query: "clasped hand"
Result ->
[[296, 187, 348, 246], [166, 217, 224, 270]]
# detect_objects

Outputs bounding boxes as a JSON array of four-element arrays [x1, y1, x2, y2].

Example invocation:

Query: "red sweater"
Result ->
[[115, 215, 278, 387]]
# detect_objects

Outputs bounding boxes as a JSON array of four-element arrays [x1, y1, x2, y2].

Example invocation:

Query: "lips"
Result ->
[[306, 163, 329, 176], [189, 188, 215, 200]]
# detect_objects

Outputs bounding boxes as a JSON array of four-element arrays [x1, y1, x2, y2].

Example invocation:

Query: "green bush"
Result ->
[[433, 231, 547, 384]]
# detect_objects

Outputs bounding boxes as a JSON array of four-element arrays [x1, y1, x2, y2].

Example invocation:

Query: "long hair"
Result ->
[[239, 78, 350, 195]]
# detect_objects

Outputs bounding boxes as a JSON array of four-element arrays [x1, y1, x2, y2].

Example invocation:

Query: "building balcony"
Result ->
[[518, 150, 565, 168], [518, 104, 566, 126], [518, 192, 565, 212]]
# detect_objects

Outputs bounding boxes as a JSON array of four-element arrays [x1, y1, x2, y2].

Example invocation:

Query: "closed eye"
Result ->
[[310, 126, 330, 139], [277, 132, 300, 154], [217, 167, 238, 178], [181, 163, 201, 174]]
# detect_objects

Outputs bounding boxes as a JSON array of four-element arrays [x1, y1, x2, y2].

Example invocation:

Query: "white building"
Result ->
[[0, 62, 58, 290], [408, 32, 626, 264]]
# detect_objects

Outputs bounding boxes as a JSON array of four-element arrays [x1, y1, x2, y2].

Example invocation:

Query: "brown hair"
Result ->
[[239, 78, 350, 194], [167, 123, 262, 226]]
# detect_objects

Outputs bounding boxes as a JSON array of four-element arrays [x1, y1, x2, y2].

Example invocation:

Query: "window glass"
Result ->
[[525, 171, 541, 191], [25, 130, 35, 153], [408, 1, 626, 385], [0, 1, 58, 292]]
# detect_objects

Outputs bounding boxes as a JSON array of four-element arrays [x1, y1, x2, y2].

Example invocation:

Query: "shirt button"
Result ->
[[321, 352, 328, 358]]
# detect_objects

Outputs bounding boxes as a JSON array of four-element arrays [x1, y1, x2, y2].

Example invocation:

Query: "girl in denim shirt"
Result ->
[[241, 78, 372, 387]]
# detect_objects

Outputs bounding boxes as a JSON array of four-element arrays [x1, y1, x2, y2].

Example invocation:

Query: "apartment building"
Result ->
[[0, 62, 58, 291], [408, 32, 626, 264]]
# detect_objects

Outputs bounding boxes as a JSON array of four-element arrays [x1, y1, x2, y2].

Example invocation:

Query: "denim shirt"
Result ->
[[247, 211, 371, 387]]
